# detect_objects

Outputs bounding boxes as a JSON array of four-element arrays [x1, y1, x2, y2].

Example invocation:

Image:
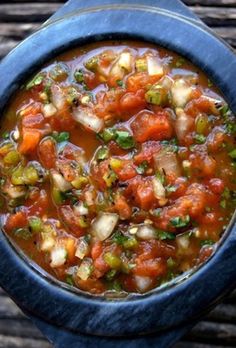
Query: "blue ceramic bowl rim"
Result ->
[[0, 4, 236, 336]]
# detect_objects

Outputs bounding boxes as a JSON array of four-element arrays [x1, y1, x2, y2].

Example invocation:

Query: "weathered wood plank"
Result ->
[[193, 7, 236, 26], [0, 319, 45, 339], [1, 27, 236, 59], [0, 4, 235, 27], [206, 303, 236, 322], [185, 0, 236, 6], [3, 0, 236, 6], [0, 334, 51, 348], [186, 321, 236, 343], [0, 23, 38, 39], [174, 343, 235, 348]]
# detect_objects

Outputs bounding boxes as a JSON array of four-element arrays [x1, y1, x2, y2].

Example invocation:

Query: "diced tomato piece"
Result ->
[[120, 89, 147, 113], [113, 160, 137, 181], [38, 138, 57, 169], [95, 89, 124, 118], [136, 181, 156, 210], [18, 128, 41, 155], [155, 184, 207, 231], [108, 141, 127, 156], [22, 113, 45, 129], [185, 96, 217, 117], [56, 159, 77, 182], [27, 190, 49, 216], [134, 258, 166, 277], [59, 205, 85, 237], [61, 237, 76, 262], [207, 128, 225, 153], [125, 176, 156, 210], [131, 110, 173, 143], [49, 107, 76, 131], [91, 159, 110, 190], [127, 72, 160, 93], [208, 178, 225, 195], [134, 141, 161, 165], [91, 241, 103, 260], [136, 240, 175, 259], [20, 103, 41, 118], [114, 195, 132, 220], [5, 211, 28, 232], [76, 278, 105, 294], [201, 212, 219, 225], [189, 152, 216, 177]]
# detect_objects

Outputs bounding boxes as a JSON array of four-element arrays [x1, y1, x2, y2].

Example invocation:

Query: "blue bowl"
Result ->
[[0, 0, 236, 346]]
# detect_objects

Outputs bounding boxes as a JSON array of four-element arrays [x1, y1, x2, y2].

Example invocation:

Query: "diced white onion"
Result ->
[[77, 258, 92, 280], [84, 190, 95, 206], [136, 224, 156, 240], [154, 150, 181, 177], [91, 212, 119, 241], [118, 52, 132, 71], [3, 183, 26, 199], [51, 170, 72, 192], [72, 108, 104, 133], [175, 107, 194, 141], [135, 276, 152, 292], [152, 177, 166, 199], [41, 236, 55, 252], [51, 85, 66, 110], [159, 75, 173, 89], [50, 246, 67, 268], [147, 56, 164, 76], [42, 103, 57, 118], [73, 202, 89, 216], [171, 79, 192, 107], [12, 129, 20, 141], [75, 239, 89, 259], [176, 233, 190, 250]]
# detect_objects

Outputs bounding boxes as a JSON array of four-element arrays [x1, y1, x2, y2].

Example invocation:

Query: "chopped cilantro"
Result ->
[[14, 227, 32, 240], [52, 131, 70, 143], [97, 147, 109, 161], [229, 149, 236, 159], [116, 79, 125, 88], [136, 161, 148, 175], [220, 199, 226, 209], [170, 215, 190, 228], [106, 269, 117, 281], [98, 128, 116, 143], [26, 73, 44, 90], [112, 231, 128, 245], [175, 58, 185, 68], [156, 171, 165, 185], [156, 229, 176, 240], [2, 131, 10, 140], [207, 79, 213, 88], [194, 134, 206, 144], [166, 185, 177, 194], [66, 275, 74, 286], [200, 239, 215, 247], [115, 131, 135, 150], [167, 257, 176, 268], [74, 69, 84, 83], [222, 187, 230, 199]]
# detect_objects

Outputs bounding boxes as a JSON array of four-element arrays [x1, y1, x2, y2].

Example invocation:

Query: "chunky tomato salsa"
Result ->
[[0, 41, 235, 294]]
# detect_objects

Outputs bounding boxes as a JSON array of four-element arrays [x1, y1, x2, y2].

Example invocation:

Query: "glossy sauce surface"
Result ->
[[0, 41, 236, 295]]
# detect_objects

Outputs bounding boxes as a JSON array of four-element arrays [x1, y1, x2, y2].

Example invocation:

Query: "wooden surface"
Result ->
[[0, 1, 236, 347]]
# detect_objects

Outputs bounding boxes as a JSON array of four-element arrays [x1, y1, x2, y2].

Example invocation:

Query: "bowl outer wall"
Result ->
[[0, 5, 236, 336]]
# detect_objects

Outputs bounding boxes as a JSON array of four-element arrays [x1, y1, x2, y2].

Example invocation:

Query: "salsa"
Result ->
[[0, 41, 236, 295]]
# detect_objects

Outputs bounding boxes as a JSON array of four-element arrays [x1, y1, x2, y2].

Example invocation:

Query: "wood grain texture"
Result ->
[[0, 1, 236, 348]]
